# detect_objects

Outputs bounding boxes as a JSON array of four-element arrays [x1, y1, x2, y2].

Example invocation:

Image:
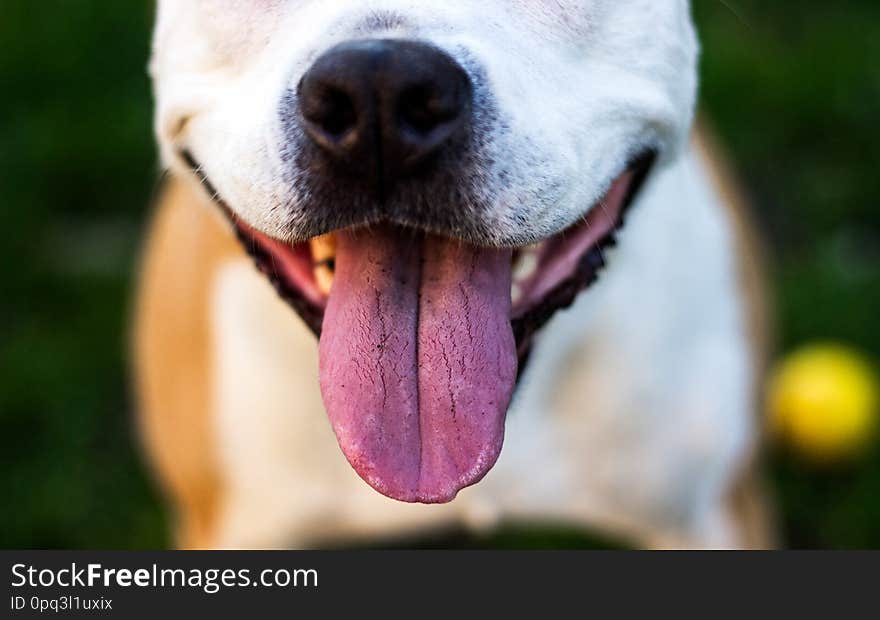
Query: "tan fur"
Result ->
[[133, 179, 241, 549], [693, 123, 777, 549]]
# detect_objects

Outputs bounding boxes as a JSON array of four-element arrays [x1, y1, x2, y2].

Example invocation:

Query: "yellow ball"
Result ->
[[768, 344, 879, 463]]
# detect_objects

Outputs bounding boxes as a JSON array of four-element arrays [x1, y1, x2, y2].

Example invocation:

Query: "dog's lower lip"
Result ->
[[180, 148, 656, 366]]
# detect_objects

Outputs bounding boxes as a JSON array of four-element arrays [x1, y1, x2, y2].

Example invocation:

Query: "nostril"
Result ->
[[318, 89, 357, 137], [300, 85, 358, 144], [397, 84, 464, 137]]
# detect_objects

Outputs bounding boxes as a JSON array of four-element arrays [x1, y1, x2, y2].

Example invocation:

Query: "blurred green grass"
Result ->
[[0, 1, 878, 549]]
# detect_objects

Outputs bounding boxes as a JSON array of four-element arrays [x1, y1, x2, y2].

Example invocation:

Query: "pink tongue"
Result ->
[[319, 225, 517, 503]]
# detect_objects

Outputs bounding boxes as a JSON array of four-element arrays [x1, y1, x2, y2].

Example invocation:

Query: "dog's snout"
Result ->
[[297, 39, 472, 195]]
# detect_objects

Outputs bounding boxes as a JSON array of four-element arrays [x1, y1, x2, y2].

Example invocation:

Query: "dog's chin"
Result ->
[[184, 150, 654, 504]]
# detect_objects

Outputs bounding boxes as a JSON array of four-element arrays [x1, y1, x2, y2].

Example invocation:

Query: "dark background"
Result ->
[[1, 1, 878, 549]]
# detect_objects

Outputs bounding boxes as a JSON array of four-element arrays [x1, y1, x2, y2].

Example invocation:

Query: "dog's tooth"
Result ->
[[511, 282, 523, 305], [311, 234, 336, 296], [513, 252, 538, 283], [315, 265, 334, 296]]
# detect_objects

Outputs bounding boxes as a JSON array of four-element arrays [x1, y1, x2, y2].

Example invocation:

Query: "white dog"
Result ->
[[136, 0, 772, 549]]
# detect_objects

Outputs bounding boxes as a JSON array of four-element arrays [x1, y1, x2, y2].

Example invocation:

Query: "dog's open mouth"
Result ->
[[190, 151, 654, 503]]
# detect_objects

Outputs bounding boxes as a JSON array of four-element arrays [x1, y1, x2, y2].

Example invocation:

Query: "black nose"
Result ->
[[297, 39, 472, 196]]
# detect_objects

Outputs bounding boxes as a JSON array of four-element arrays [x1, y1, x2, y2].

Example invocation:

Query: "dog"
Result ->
[[135, 0, 773, 549]]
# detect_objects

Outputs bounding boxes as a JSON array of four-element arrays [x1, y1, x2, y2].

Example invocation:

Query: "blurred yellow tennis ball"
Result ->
[[768, 344, 879, 462]]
